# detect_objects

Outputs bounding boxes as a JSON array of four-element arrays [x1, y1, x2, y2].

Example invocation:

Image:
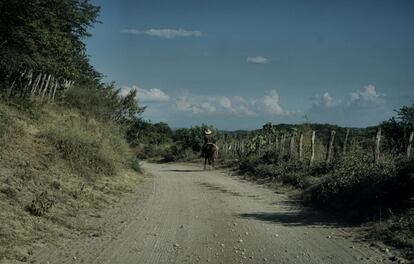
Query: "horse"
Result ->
[[202, 143, 218, 169]]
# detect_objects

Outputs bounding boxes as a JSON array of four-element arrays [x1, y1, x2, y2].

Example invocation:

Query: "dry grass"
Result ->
[[0, 101, 143, 263]]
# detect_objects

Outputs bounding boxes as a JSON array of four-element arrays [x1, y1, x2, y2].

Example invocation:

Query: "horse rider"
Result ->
[[202, 129, 215, 157]]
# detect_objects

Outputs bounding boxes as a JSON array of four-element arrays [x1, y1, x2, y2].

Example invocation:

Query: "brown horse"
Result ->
[[203, 143, 218, 169]]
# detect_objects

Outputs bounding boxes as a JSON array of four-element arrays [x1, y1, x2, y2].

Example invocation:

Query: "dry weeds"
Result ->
[[0, 102, 143, 263]]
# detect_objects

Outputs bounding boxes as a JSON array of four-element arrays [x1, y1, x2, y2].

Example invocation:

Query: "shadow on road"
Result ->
[[198, 182, 243, 197], [162, 169, 204, 172], [239, 209, 344, 227]]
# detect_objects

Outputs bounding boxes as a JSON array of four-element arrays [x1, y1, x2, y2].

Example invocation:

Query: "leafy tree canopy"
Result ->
[[0, 0, 100, 81]]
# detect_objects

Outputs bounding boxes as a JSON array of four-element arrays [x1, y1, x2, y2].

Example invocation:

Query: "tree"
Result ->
[[396, 103, 414, 128], [0, 0, 101, 84], [114, 88, 146, 123], [382, 103, 414, 152]]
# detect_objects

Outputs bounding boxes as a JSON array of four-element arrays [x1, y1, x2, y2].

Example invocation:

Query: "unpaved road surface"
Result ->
[[34, 162, 396, 264]]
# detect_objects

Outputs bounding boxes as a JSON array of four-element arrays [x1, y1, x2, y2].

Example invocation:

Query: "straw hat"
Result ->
[[204, 129, 212, 135]]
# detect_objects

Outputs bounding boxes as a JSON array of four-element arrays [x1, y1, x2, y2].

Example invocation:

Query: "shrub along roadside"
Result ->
[[41, 118, 134, 179], [42, 126, 116, 177], [369, 209, 414, 257], [238, 150, 321, 188], [304, 154, 413, 219], [237, 148, 414, 256]]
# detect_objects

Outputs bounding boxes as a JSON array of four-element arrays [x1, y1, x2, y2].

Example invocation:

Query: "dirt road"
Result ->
[[34, 162, 395, 264]]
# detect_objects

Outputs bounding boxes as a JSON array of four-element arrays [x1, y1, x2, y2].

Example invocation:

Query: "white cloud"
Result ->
[[259, 90, 289, 115], [120, 86, 293, 118], [199, 102, 216, 113], [311, 85, 385, 112], [231, 96, 257, 116], [172, 90, 294, 117], [247, 56, 269, 64], [138, 88, 170, 102], [312, 92, 340, 108], [174, 96, 215, 114], [308, 85, 389, 126], [321, 92, 335, 107], [218, 96, 232, 109], [173, 96, 192, 112], [350, 84, 385, 105], [121, 28, 203, 39], [120, 85, 170, 102], [172, 94, 258, 116]]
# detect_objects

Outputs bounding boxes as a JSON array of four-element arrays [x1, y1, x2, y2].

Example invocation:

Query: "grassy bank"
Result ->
[[0, 98, 142, 263]]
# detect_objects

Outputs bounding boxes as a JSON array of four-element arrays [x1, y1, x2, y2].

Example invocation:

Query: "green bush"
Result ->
[[312, 152, 396, 210], [239, 151, 311, 187], [369, 209, 414, 250], [101, 127, 132, 164], [135, 145, 156, 160], [130, 159, 142, 173], [63, 85, 117, 120], [280, 171, 310, 188], [386, 157, 414, 206], [308, 161, 334, 176], [28, 191, 55, 216], [42, 125, 119, 177], [63, 84, 145, 123], [254, 164, 277, 178], [160, 145, 180, 162], [239, 155, 261, 173]]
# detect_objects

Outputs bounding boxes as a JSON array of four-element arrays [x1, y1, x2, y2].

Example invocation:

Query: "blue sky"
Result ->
[[87, 0, 414, 130]]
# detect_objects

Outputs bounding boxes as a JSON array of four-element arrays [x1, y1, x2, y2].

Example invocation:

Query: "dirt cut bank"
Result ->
[[0, 101, 143, 263]]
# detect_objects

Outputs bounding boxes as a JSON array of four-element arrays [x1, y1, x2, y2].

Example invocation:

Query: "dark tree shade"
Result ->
[[0, 0, 100, 81]]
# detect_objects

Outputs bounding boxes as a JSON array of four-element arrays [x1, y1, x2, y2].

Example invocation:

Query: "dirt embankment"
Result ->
[[0, 102, 142, 263]]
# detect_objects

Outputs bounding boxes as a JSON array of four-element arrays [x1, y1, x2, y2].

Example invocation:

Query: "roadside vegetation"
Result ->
[[126, 103, 413, 259], [1, 0, 412, 261], [137, 102, 413, 258], [0, 1, 144, 262], [218, 104, 414, 258]]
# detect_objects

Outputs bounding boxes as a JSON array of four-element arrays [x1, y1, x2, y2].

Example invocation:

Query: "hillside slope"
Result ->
[[0, 100, 142, 263]]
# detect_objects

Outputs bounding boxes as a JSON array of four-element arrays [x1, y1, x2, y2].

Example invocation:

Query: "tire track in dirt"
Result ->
[[33, 162, 396, 264]]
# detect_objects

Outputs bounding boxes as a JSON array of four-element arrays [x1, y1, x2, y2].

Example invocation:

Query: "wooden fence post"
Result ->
[[407, 131, 414, 159], [289, 135, 295, 159], [35, 73, 47, 96], [30, 73, 42, 96], [299, 133, 304, 161], [326, 130, 336, 164], [41, 74, 52, 99], [267, 135, 271, 151], [280, 135, 285, 155], [374, 127, 381, 164], [48, 79, 55, 101], [8, 75, 17, 97], [274, 135, 279, 151], [21, 70, 33, 98], [343, 128, 350, 155], [310, 131, 316, 166], [51, 79, 58, 101]]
